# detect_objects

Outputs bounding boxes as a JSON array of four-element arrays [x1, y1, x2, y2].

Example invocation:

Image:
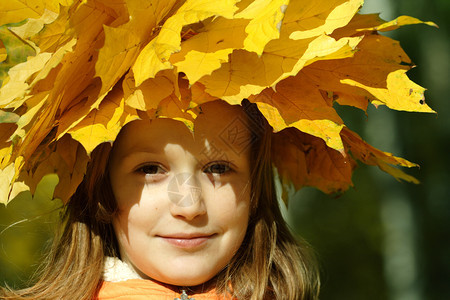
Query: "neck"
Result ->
[[102, 256, 216, 294]]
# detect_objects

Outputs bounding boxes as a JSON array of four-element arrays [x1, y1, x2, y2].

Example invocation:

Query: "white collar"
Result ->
[[102, 256, 142, 282]]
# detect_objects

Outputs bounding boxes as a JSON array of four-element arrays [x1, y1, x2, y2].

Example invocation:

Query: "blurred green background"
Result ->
[[1, 0, 449, 299], [288, 0, 450, 299]]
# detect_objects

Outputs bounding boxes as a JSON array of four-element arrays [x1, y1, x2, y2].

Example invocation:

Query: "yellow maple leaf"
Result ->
[[96, 25, 142, 95], [55, 80, 103, 140], [254, 102, 287, 132], [0, 40, 6, 62], [175, 49, 235, 84], [291, 119, 345, 153], [95, 0, 177, 96], [0, 38, 76, 113], [0, 53, 51, 109], [30, 4, 72, 53], [301, 34, 416, 111], [10, 94, 48, 140], [171, 17, 248, 84], [0, 145, 12, 171], [0, 25, 36, 86], [288, 0, 363, 40], [31, 39, 77, 87], [0, 0, 72, 27], [0, 123, 17, 167], [0, 156, 27, 205], [9, 9, 59, 40], [11, 99, 57, 166], [68, 87, 139, 155], [235, 0, 289, 55], [357, 15, 437, 32], [342, 69, 434, 113], [132, 0, 239, 86], [123, 70, 175, 111], [199, 33, 361, 102], [274, 35, 361, 84]]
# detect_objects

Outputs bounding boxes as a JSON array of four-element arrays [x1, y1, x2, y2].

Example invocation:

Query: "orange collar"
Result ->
[[96, 279, 233, 299]]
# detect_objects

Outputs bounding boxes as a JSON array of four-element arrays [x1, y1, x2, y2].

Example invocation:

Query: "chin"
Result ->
[[157, 271, 217, 287]]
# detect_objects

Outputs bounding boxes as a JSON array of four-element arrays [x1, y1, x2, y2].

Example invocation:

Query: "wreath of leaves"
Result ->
[[0, 0, 436, 204]]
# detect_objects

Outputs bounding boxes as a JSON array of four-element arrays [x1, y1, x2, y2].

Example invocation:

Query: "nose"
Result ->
[[167, 173, 206, 220]]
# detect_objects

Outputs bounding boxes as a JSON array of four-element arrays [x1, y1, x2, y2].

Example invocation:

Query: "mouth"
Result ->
[[157, 233, 215, 249]]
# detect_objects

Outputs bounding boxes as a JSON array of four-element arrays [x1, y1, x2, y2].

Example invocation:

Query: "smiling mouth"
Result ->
[[158, 234, 215, 249]]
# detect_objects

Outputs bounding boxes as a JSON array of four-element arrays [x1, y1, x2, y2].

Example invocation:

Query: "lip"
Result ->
[[158, 233, 215, 249]]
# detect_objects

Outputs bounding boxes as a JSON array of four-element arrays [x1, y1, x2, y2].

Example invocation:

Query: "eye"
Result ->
[[136, 163, 166, 175], [203, 162, 231, 175]]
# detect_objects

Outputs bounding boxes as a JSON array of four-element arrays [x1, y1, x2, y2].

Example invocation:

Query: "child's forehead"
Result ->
[[112, 101, 252, 158], [194, 101, 250, 138]]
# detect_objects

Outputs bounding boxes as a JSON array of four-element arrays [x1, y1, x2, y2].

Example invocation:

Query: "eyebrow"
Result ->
[[117, 146, 162, 161]]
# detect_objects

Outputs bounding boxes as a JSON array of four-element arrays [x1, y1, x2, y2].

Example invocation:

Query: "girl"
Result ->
[[0, 100, 320, 299], [0, 0, 432, 299]]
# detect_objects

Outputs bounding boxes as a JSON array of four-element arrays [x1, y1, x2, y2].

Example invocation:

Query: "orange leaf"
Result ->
[[0, 122, 17, 169], [156, 93, 194, 126], [341, 127, 419, 183], [356, 15, 437, 32], [190, 82, 218, 105], [22, 135, 89, 202], [332, 13, 437, 39], [123, 70, 175, 111], [250, 74, 345, 151], [272, 127, 353, 200]]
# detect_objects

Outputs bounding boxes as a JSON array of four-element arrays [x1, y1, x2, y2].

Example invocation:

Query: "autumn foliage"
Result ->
[[0, 0, 436, 204]]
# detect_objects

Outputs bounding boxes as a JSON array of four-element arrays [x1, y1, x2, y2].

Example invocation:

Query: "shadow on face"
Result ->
[[107, 100, 254, 286]]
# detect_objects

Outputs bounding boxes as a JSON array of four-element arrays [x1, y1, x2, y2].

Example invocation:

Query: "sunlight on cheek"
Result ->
[[209, 184, 249, 216]]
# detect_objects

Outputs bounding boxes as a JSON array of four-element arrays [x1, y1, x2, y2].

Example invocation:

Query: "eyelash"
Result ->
[[135, 163, 167, 175], [203, 161, 233, 175], [135, 161, 233, 176]]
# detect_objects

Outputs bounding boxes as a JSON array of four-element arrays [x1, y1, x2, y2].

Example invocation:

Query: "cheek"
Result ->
[[112, 185, 167, 244], [205, 183, 251, 233], [113, 174, 166, 209], [111, 176, 145, 209]]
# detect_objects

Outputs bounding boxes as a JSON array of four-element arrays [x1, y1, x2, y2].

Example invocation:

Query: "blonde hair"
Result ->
[[0, 101, 319, 300]]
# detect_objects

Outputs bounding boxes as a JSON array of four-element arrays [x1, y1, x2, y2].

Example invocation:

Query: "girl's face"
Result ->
[[109, 101, 251, 286]]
